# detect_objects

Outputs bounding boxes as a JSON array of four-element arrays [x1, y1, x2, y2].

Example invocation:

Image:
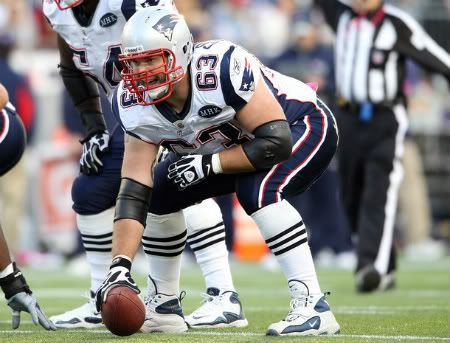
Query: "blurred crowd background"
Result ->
[[0, 0, 449, 272]]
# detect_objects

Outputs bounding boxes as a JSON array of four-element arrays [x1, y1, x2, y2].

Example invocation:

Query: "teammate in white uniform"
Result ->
[[96, 7, 341, 336], [43, 0, 246, 331]]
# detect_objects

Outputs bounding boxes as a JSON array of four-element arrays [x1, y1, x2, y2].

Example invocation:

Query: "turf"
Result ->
[[0, 257, 448, 343]]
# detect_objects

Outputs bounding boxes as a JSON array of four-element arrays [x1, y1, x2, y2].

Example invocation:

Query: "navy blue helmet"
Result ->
[[0, 104, 26, 176]]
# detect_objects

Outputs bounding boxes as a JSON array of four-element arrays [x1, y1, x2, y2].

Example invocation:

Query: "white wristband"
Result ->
[[0, 262, 14, 278], [211, 153, 223, 174]]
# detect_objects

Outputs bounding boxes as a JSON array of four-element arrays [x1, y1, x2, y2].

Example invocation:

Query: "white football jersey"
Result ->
[[113, 40, 318, 155], [43, 0, 175, 99]]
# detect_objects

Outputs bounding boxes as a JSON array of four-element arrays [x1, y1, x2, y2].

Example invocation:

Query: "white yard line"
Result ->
[[339, 335, 449, 341], [189, 332, 450, 341]]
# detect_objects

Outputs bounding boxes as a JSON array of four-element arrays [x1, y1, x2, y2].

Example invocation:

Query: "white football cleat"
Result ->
[[266, 280, 340, 336], [140, 277, 188, 333], [185, 287, 248, 329], [50, 292, 103, 329]]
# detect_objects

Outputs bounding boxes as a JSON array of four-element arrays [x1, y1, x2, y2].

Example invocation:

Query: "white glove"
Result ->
[[167, 154, 213, 190], [80, 130, 110, 175]]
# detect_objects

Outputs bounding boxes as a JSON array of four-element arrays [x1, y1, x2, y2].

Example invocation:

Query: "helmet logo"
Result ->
[[152, 14, 180, 41]]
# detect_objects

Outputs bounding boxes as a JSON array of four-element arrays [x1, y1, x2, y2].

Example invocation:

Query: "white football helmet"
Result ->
[[54, 0, 84, 10], [119, 7, 193, 105]]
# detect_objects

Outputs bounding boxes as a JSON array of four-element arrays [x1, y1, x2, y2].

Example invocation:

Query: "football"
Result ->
[[101, 286, 146, 336]]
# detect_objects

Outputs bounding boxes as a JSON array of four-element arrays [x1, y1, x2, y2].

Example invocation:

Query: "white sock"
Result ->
[[142, 211, 186, 295], [77, 208, 114, 294], [184, 199, 235, 291], [251, 200, 321, 294]]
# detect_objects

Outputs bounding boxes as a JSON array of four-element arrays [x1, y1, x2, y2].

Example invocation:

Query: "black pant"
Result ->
[[336, 104, 408, 275]]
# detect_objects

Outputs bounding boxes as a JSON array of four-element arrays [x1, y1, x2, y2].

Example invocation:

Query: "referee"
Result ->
[[314, 0, 450, 292]]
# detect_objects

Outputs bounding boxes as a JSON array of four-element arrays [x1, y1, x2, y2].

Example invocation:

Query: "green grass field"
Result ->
[[0, 257, 448, 343]]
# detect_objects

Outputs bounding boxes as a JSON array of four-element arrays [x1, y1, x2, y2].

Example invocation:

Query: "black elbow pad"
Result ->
[[114, 178, 153, 227], [242, 120, 292, 170]]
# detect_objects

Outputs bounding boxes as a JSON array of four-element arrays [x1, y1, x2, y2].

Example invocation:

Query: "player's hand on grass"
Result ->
[[8, 292, 56, 330], [95, 256, 140, 312], [0, 262, 56, 330]]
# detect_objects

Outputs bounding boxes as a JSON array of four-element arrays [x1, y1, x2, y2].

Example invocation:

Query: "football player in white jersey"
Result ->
[[0, 83, 56, 331], [96, 7, 341, 336], [43, 0, 246, 331]]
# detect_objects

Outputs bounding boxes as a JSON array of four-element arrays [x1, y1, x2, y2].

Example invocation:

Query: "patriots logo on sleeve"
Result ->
[[152, 14, 179, 41], [239, 57, 255, 92]]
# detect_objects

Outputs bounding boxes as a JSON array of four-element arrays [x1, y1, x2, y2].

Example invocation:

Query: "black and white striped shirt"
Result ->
[[315, 0, 450, 105]]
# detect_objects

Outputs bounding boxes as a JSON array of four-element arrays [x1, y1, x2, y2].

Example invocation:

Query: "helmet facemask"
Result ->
[[119, 48, 185, 106], [54, 0, 84, 10]]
